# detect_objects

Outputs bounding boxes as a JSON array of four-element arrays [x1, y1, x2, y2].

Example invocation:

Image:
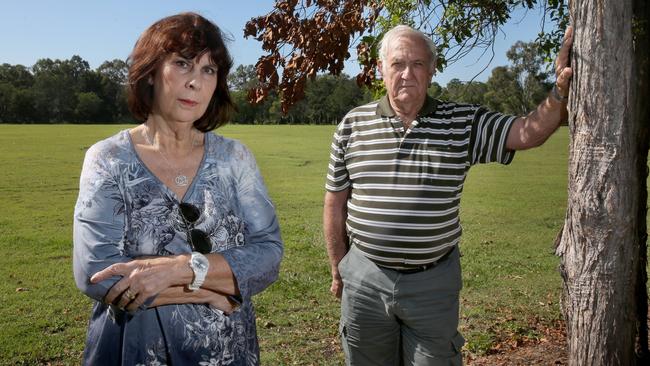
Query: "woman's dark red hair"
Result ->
[[127, 12, 235, 131]]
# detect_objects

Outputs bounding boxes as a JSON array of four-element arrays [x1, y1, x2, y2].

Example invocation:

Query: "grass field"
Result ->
[[0, 124, 570, 365]]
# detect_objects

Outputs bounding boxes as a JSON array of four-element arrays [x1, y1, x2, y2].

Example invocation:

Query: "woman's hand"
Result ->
[[90, 255, 192, 312], [205, 291, 239, 314]]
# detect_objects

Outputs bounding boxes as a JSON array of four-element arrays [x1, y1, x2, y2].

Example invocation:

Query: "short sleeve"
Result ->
[[468, 106, 516, 165], [325, 120, 351, 192], [73, 144, 130, 302]]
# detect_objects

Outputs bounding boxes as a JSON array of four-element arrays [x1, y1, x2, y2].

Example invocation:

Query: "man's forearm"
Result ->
[[507, 92, 567, 150], [507, 26, 572, 151], [323, 190, 350, 270]]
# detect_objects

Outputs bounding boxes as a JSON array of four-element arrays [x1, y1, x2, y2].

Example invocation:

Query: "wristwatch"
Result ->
[[188, 252, 209, 291]]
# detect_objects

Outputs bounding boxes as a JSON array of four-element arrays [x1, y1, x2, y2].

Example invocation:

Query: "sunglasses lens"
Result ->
[[179, 203, 201, 222], [190, 229, 212, 254]]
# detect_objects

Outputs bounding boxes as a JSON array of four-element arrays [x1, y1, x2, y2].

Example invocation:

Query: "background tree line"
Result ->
[[0, 56, 130, 123], [0, 40, 551, 124]]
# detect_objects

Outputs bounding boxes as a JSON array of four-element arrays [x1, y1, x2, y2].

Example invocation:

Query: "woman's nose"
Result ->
[[186, 73, 201, 90]]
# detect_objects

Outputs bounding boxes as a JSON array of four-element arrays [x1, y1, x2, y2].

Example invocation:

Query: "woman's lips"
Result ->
[[179, 99, 198, 107]]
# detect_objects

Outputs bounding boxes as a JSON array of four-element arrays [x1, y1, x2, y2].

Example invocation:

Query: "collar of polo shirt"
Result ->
[[377, 94, 438, 118]]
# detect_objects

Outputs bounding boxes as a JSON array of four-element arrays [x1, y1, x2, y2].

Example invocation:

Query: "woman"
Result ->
[[73, 12, 283, 365]]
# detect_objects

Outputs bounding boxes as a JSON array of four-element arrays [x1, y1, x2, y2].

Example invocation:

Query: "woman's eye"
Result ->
[[204, 67, 217, 75], [175, 60, 189, 68]]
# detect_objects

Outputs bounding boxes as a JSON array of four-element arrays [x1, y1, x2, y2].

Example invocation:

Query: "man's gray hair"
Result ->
[[378, 25, 437, 70]]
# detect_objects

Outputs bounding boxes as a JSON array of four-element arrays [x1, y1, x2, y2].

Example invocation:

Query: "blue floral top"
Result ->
[[73, 130, 283, 365]]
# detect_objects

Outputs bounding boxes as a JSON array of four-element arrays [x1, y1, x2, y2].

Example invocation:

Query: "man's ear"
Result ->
[[377, 60, 384, 79]]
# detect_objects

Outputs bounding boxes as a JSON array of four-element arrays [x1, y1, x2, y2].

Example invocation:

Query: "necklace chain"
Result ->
[[143, 123, 199, 187]]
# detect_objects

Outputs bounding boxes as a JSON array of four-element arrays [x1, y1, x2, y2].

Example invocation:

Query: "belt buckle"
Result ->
[[398, 263, 432, 274], [399, 248, 453, 274]]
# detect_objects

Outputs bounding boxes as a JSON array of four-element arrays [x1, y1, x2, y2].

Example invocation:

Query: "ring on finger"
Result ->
[[124, 289, 136, 301]]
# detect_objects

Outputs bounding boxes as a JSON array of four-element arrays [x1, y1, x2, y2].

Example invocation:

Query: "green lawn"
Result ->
[[0, 124, 570, 364]]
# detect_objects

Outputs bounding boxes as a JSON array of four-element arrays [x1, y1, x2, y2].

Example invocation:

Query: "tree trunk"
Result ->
[[556, 0, 650, 364]]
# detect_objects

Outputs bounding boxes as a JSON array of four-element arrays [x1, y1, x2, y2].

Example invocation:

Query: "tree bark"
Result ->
[[556, 0, 650, 365]]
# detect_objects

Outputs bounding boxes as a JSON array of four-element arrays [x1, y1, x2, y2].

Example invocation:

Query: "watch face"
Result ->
[[192, 255, 209, 271]]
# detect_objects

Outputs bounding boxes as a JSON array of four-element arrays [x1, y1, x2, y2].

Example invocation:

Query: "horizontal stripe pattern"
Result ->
[[326, 96, 516, 269]]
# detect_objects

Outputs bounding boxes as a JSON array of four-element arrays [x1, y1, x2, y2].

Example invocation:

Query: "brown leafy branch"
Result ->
[[244, 0, 382, 113], [244, 0, 565, 112]]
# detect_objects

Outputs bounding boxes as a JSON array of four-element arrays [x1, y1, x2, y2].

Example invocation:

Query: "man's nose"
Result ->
[[402, 65, 413, 79]]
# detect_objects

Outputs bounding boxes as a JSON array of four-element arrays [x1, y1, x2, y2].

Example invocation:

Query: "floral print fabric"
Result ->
[[73, 130, 283, 365]]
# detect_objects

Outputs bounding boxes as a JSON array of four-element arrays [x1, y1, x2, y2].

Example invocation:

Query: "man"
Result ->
[[324, 24, 573, 365]]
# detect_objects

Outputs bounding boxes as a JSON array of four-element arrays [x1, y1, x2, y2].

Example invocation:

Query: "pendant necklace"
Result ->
[[143, 123, 198, 187]]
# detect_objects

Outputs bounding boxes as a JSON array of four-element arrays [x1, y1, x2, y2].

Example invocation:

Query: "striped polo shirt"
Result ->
[[325, 95, 516, 269]]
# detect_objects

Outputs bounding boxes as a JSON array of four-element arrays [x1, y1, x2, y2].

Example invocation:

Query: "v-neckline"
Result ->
[[126, 129, 209, 202]]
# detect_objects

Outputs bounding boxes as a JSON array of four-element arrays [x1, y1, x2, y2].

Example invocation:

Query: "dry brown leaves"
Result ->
[[244, 0, 381, 113]]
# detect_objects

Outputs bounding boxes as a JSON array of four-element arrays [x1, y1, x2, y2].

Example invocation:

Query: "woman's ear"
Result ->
[[147, 74, 154, 85]]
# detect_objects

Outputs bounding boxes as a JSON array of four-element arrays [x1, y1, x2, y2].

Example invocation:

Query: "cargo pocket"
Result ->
[[451, 332, 465, 353], [426, 332, 465, 362], [443, 332, 465, 366]]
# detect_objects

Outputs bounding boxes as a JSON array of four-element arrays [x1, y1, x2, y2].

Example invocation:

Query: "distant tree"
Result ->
[[32, 56, 92, 122], [484, 66, 524, 114], [326, 75, 372, 122], [11, 88, 38, 123], [506, 40, 552, 110], [438, 78, 460, 101], [301, 74, 369, 124], [0, 82, 15, 122], [482, 41, 552, 115], [228, 64, 258, 91], [0, 57, 129, 123], [31, 62, 70, 122], [459, 81, 488, 105], [229, 64, 265, 124], [0, 64, 34, 88], [304, 75, 339, 123], [97, 59, 129, 122], [439, 78, 488, 105], [230, 67, 369, 124], [75, 92, 104, 122], [97, 59, 128, 85], [428, 81, 444, 99]]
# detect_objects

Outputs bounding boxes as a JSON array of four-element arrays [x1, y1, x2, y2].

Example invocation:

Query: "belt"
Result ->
[[390, 248, 455, 274]]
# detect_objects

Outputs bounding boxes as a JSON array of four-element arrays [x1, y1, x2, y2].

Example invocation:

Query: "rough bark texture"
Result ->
[[632, 0, 650, 361], [556, 0, 650, 365]]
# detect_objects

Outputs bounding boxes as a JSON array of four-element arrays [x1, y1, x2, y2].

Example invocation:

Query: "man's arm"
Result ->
[[506, 26, 574, 151], [323, 189, 351, 299]]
